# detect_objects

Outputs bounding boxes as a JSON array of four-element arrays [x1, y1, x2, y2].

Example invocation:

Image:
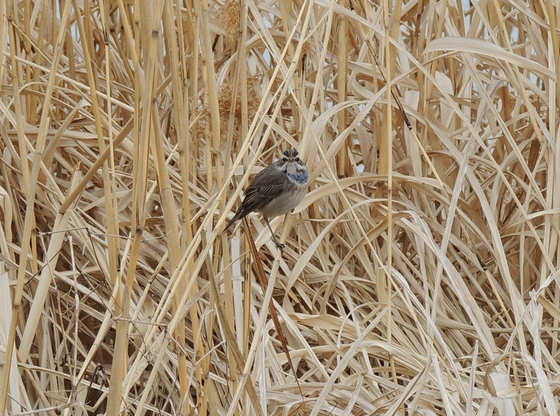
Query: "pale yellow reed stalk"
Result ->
[[0, 0, 558, 415]]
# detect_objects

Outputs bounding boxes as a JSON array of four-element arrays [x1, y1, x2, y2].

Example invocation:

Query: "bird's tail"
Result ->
[[224, 211, 243, 232]]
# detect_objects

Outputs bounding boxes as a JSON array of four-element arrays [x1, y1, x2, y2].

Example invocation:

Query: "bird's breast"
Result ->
[[258, 183, 307, 219]]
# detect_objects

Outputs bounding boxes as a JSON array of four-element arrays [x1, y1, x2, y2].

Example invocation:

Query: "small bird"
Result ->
[[225, 148, 309, 250]]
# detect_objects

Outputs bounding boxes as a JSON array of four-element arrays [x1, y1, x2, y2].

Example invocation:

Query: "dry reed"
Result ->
[[0, 0, 559, 415]]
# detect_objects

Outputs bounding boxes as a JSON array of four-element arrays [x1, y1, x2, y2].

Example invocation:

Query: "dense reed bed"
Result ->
[[1, 0, 559, 414]]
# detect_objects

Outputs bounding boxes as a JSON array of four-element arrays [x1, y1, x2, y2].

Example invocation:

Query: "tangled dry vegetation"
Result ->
[[1, 0, 559, 415]]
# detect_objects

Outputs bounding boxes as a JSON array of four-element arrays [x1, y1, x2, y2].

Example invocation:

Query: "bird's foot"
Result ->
[[270, 235, 285, 252]]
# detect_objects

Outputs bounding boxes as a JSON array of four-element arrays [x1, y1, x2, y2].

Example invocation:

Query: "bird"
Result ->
[[225, 148, 309, 250]]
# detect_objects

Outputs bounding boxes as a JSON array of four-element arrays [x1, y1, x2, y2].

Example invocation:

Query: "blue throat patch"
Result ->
[[288, 170, 309, 184]]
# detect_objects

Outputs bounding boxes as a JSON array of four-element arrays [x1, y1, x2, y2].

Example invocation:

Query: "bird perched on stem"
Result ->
[[225, 149, 309, 250]]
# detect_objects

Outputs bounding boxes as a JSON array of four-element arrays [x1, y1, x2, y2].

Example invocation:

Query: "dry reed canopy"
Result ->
[[0, 0, 558, 415]]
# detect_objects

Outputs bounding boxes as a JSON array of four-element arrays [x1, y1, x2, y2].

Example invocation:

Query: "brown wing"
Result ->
[[224, 163, 285, 230], [240, 182, 284, 213]]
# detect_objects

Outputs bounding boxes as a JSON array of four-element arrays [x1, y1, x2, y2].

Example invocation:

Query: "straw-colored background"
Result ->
[[1, 0, 559, 414]]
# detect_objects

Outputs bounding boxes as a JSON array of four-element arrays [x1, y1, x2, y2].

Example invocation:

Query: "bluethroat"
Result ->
[[225, 149, 309, 250]]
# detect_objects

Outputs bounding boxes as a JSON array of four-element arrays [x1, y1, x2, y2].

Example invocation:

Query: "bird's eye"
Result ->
[[295, 157, 300, 162], [282, 157, 287, 162]]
